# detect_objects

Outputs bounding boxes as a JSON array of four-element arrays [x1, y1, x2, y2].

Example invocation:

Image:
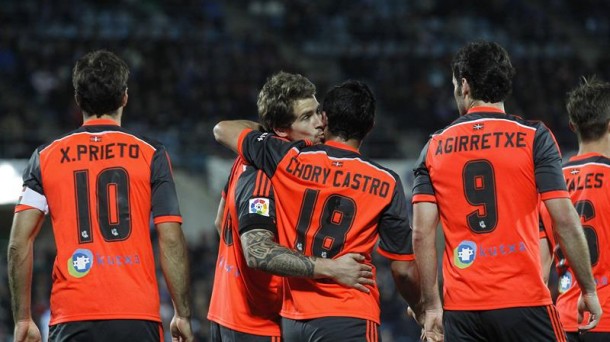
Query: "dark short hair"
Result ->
[[452, 41, 515, 103], [322, 80, 375, 141], [566, 76, 610, 142], [257, 71, 316, 131], [72, 50, 129, 117]]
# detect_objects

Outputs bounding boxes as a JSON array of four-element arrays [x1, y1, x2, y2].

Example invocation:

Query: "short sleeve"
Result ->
[[377, 174, 415, 261], [411, 140, 436, 203], [151, 146, 182, 224]]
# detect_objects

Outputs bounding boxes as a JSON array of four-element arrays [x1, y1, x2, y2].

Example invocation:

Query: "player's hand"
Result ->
[[13, 319, 41, 342], [423, 308, 444, 342], [407, 305, 426, 341], [407, 304, 425, 327], [170, 315, 194, 342], [577, 292, 602, 331], [331, 253, 374, 293]]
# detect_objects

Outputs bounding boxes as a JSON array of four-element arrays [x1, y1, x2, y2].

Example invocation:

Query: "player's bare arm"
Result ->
[[213, 120, 260, 153], [156, 222, 194, 341], [390, 260, 423, 325], [8, 209, 45, 342], [241, 229, 374, 293], [545, 197, 602, 330], [412, 202, 444, 341]]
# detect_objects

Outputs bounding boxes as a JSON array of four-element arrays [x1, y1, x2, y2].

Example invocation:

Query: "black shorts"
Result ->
[[209, 321, 281, 342], [48, 319, 161, 342], [567, 332, 610, 342], [444, 305, 566, 342], [281, 317, 379, 342]]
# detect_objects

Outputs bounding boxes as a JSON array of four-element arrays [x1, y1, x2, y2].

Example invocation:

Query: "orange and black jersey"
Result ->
[[15, 119, 181, 325], [237, 129, 414, 324], [542, 153, 610, 332], [412, 106, 569, 310], [207, 156, 282, 336]]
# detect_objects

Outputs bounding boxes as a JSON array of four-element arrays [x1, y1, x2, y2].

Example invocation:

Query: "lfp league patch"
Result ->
[[249, 198, 270, 216]]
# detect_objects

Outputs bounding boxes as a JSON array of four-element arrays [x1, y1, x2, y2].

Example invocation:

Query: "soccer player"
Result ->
[[207, 72, 375, 341], [540, 77, 610, 342], [7, 50, 193, 342], [411, 41, 602, 342], [214, 80, 421, 341], [208, 72, 375, 340]]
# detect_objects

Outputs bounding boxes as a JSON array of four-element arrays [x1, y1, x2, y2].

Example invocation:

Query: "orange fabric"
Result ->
[[262, 144, 400, 323], [207, 157, 282, 336], [418, 111, 564, 310], [366, 320, 379, 342], [554, 153, 610, 332], [546, 305, 567, 342], [14, 204, 39, 213], [32, 121, 180, 324]]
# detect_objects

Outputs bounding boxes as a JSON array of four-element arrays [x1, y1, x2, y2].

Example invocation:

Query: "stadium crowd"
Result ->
[[1, 0, 610, 341]]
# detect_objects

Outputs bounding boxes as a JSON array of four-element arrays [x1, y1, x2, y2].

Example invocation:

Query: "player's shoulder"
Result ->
[[114, 127, 167, 151], [362, 157, 401, 181], [321, 144, 402, 182], [564, 154, 610, 168], [40, 125, 166, 153]]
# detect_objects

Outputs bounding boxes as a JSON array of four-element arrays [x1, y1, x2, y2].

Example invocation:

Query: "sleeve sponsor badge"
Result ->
[[249, 198, 270, 216]]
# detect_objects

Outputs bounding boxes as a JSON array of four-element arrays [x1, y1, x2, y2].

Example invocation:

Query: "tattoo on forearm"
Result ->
[[242, 230, 315, 278]]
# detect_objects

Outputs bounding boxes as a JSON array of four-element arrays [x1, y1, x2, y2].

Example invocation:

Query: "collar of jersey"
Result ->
[[466, 106, 505, 114], [324, 140, 360, 153], [569, 152, 604, 162], [82, 118, 120, 126]]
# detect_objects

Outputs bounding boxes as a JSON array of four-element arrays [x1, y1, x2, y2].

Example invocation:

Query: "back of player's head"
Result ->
[[566, 76, 610, 142], [452, 41, 515, 103], [322, 80, 375, 141], [257, 71, 316, 132], [72, 50, 129, 117]]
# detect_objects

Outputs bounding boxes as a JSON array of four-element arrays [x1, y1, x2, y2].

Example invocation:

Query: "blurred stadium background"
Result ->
[[0, 0, 608, 340]]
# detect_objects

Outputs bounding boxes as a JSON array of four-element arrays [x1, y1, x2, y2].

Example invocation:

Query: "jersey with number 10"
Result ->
[[237, 129, 414, 324], [15, 119, 182, 325], [412, 107, 569, 310]]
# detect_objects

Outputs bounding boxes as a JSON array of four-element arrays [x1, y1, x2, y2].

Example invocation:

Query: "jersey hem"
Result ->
[[49, 313, 161, 325], [412, 194, 437, 204], [376, 247, 415, 261], [14, 204, 43, 213], [280, 311, 380, 325], [207, 314, 281, 336], [540, 190, 569, 200], [153, 215, 183, 224], [444, 299, 552, 311]]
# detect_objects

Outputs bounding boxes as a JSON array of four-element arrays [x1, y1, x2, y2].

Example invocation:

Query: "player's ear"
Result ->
[[460, 78, 470, 97], [568, 120, 576, 132], [274, 127, 289, 138], [121, 88, 128, 107]]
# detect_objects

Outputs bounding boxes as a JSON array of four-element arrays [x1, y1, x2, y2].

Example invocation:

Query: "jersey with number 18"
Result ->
[[237, 129, 414, 324]]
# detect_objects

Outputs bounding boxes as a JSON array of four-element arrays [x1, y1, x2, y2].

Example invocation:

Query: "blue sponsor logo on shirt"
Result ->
[[454, 241, 477, 269], [68, 249, 94, 278]]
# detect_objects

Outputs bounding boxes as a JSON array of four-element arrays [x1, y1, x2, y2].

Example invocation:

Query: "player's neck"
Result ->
[[82, 112, 122, 125], [326, 136, 361, 150], [468, 100, 505, 112], [578, 135, 610, 157]]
